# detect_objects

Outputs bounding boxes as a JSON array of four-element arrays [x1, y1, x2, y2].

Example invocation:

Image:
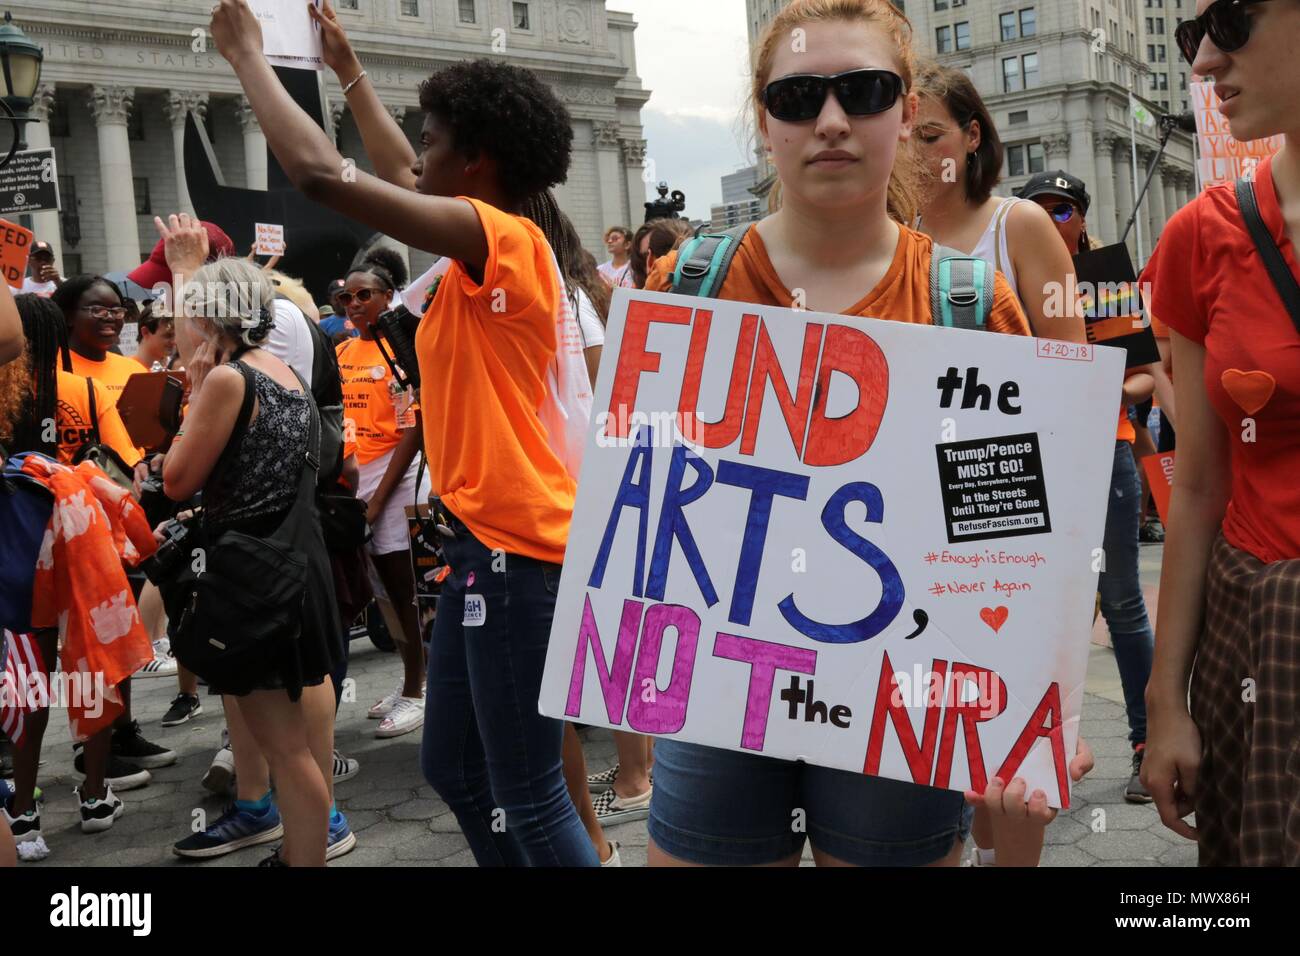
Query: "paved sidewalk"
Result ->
[[18, 543, 1188, 867]]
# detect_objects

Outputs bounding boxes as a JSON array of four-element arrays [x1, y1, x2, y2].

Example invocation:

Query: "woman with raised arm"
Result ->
[[210, 0, 598, 866]]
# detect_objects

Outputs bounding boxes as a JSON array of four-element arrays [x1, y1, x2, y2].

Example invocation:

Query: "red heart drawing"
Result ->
[[1220, 369, 1276, 416], [980, 606, 1009, 633]]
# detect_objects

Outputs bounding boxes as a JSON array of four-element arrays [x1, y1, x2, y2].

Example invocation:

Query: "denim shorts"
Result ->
[[648, 739, 973, 866]]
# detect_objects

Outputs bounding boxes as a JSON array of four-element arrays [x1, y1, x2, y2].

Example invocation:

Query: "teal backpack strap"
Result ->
[[671, 224, 752, 298], [930, 244, 993, 331]]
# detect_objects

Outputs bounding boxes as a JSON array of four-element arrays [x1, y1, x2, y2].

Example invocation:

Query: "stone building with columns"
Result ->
[[745, 0, 1198, 267], [12, 0, 650, 280]]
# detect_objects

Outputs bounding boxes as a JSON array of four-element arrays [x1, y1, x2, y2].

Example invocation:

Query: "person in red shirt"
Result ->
[[1141, 0, 1300, 866]]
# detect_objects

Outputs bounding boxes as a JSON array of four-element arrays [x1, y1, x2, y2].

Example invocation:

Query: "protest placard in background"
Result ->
[[1192, 79, 1282, 188], [538, 290, 1126, 808], [251, 0, 324, 70], [1140, 451, 1176, 526], [0, 217, 35, 289], [254, 223, 286, 256], [1072, 243, 1160, 368]]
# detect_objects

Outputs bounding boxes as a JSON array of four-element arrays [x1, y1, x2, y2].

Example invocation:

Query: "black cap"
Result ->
[[1016, 170, 1091, 214], [29, 240, 54, 259], [328, 278, 346, 296]]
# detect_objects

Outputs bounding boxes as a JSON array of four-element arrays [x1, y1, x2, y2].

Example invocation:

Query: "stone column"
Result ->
[[1042, 131, 1071, 174], [26, 84, 64, 271], [89, 85, 141, 273], [1066, 124, 1098, 212], [1112, 136, 1134, 258], [1092, 133, 1119, 246], [593, 120, 623, 233], [164, 91, 208, 217], [620, 137, 648, 230], [1162, 166, 1180, 222], [236, 96, 267, 191], [330, 102, 346, 147]]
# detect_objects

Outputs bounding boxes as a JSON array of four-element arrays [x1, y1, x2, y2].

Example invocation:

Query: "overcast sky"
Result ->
[[607, 0, 754, 221]]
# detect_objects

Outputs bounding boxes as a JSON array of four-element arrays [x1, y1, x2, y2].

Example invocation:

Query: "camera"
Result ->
[[140, 515, 195, 587], [373, 305, 421, 391], [645, 181, 687, 223], [136, 470, 175, 530]]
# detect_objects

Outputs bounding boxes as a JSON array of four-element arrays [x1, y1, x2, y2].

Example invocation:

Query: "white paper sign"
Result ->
[[254, 222, 286, 256], [251, 0, 324, 71], [1191, 79, 1282, 188], [538, 289, 1125, 808]]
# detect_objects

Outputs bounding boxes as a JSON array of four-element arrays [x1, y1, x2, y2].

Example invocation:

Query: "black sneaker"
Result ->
[[161, 693, 203, 728], [0, 734, 13, 779], [72, 749, 152, 792], [2, 794, 41, 842], [258, 848, 288, 867], [76, 784, 125, 833], [1139, 521, 1165, 543], [112, 720, 178, 769], [1125, 745, 1153, 804]]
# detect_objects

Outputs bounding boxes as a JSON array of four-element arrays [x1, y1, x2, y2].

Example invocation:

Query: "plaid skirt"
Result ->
[[1190, 533, 1300, 866]]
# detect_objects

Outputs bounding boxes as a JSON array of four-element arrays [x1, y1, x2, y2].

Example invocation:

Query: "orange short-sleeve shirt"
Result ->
[[55, 371, 142, 467], [68, 350, 142, 407], [647, 223, 1030, 335], [414, 198, 575, 564], [337, 337, 418, 465]]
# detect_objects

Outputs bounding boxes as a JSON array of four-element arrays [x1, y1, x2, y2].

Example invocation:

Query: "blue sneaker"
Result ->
[[173, 803, 284, 859], [326, 810, 356, 861]]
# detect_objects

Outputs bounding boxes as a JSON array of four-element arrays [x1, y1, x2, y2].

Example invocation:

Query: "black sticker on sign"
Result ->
[[935, 433, 1051, 544]]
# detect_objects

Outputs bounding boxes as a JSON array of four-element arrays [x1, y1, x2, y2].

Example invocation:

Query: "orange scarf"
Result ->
[[20, 455, 157, 741]]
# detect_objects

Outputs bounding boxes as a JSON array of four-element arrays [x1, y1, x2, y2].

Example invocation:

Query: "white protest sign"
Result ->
[[254, 223, 285, 256], [539, 290, 1125, 807], [1191, 79, 1282, 188], [250, 0, 324, 71]]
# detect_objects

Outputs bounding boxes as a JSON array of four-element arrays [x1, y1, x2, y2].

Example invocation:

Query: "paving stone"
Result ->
[[1044, 817, 1091, 845], [341, 789, 416, 811], [1077, 830, 1169, 862], [330, 845, 397, 867], [389, 798, 441, 821], [1089, 803, 1161, 831], [1039, 845, 1095, 867]]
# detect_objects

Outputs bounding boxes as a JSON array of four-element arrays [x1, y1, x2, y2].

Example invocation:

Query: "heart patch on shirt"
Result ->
[[1220, 369, 1276, 416]]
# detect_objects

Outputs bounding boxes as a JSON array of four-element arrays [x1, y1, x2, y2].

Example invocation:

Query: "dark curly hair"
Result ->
[[349, 246, 409, 293], [418, 59, 573, 204]]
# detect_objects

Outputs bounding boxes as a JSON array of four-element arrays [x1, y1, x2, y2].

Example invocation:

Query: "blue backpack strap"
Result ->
[[930, 244, 993, 331], [671, 224, 752, 298]]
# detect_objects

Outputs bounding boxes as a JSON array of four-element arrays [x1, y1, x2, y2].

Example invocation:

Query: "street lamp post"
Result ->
[[0, 10, 44, 169]]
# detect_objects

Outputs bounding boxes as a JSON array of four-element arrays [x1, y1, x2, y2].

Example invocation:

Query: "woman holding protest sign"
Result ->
[[209, 0, 598, 865], [642, 0, 1093, 867], [1141, 0, 1300, 866]]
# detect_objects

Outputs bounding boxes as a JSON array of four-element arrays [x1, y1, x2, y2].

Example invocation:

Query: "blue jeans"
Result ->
[[1099, 441, 1155, 747], [419, 507, 598, 867]]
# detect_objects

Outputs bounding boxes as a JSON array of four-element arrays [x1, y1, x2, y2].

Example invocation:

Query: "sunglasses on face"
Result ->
[[336, 289, 379, 307], [1175, 0, 1272, 66], [763, 68, 905, 123], [1047, 203, 1078, 224], [81, 305, 127, 320]]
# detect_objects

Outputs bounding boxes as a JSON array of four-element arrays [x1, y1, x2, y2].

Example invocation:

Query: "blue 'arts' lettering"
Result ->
[[645, 444, 719, 607], [778, 481, 904, 643], [589, 426, 654, 595]]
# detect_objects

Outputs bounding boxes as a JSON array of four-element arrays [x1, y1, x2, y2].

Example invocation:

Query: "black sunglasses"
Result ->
[[763, 69, 905, 123], [1175, 0, 1272, 66]]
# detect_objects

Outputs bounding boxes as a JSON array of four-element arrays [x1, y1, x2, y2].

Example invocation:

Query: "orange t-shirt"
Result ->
[[68, 350, 143, 408], [1140, 156, 1300, 563], [648, 223, 1030, 334], [55, 371, 142, 467], [414, 198, 575, 564], [337, 337, 418, 465]]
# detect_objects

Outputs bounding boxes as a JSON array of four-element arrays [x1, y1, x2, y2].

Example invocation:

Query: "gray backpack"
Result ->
[[669, 223, 993, 330]]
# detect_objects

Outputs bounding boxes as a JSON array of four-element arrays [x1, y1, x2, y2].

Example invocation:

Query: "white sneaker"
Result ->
[[136, 641, 177, 678], [601, 840, 622, 867], [375, 695, 425, 739], [367, 682, 403, 719], [77, 784, 125, 834], [202, 746, 236, 796], [332, 750, 360, 783]]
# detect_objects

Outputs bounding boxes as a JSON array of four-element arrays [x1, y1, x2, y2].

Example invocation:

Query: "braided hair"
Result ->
[[523, 190, 610, 326], [5, 295, 70, 457]]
